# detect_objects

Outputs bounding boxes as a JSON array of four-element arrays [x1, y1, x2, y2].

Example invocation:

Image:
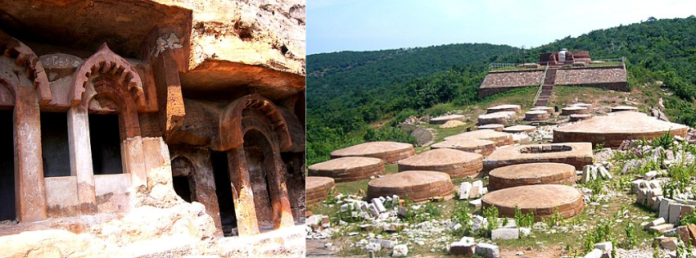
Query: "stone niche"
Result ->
[[0, 0, 305, 256]]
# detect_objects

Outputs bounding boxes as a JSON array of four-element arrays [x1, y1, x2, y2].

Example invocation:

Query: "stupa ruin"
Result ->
[[554, 111, 689, 148], [482, 184, 584, 221], [330, 141, 416, 163], [308, 157, 384, 182], [397, 149, 484, 178], [367, 171, 455, 203]]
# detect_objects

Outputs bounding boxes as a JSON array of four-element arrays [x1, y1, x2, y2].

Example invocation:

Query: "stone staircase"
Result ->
[[535, 67, 557, 106]]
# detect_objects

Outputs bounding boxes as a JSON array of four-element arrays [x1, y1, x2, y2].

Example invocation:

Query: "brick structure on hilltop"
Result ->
[[479, 49, 628, 98], [0, 1, 306, 256]]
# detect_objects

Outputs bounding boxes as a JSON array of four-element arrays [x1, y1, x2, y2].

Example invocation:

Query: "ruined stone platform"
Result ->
[[430, 114, 466, 124], [306, 177, 335, 205], [482, 184, 584, 221], [524, 110, 549, 121], [445, 130, 514, 147], [330, 141, 416, 163], [570, 103, 592, 109], [611, 105, 638, 112], [560, 106, 588, 116], [487, 104, 521, 114], [431, 139, 496, 157], [530, 106, 554, 114], [554, 111, 689, 148], [478, 112, 516, 125], [484, 143, 593, 171], [308, 157, 384, 182], [569, 114, 591, 122], [478, 124, 504, 132], [488, 163, 576, 191], [503, 125, 537, 134], [398, 149, 483, 178], [367, 171, 454, 203]]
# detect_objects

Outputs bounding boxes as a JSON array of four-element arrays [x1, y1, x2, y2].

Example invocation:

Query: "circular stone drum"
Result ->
[[487, 104, 521, 114], [561, 106, 588, 116], [431, 139, 496, 157], [478, 124, 504, 132], [306, 177, 336, 205], [367, 170, 454, 203], [570, 103, 592, 109], [503, 125, 537, 134], [482, 184, 584, 221], [530, 106, 554, 114], [478, 111, 516, 125], [445, 130, 514, 147], [611, 105, 638, 112], [308, 157, 384, 182], [331, 141, 416, 163], [524, 110, 550, 121], [569, 114, 591, 122], [488, 163, 576, 191], [430, 114, 466, 124], [398, 149, 483, 178]]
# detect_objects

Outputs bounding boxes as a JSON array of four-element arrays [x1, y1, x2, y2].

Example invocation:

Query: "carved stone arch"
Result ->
[[215, 94, 291, 152], [69, 43, 144, 110], [170, 154, 195, 177], [81, 84, 141, 139], [0, 31, 50, 103], [170, 155, 197, 203]]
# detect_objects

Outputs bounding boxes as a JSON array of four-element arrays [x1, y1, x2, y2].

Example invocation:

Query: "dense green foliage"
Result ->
[[307, 16, 696, 165]]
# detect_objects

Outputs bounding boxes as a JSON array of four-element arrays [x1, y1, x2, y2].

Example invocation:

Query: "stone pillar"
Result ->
[[13, 86, 46, 222], [67, 106, 97, 214], [122, 137, 147, 190], [227, 148, 260, 236], [269, 154, 295, 229]]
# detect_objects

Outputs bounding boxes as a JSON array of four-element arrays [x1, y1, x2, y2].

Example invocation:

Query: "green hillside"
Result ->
[[307, 16, 696, 165]]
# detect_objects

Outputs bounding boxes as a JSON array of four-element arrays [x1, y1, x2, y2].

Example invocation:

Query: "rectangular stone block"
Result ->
[[669, 203, 685, 225], [449, 242, 475, 256], [491, 227, 519, 240], [650, 223, 675, 233], [660, 198, 672, 220], [475, 243, 500, 258], [459, 182, 472, 200]]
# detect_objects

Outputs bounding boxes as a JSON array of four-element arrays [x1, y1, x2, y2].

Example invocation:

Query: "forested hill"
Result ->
[[307, 16, 696, 165], [307, 43, 520, 109]]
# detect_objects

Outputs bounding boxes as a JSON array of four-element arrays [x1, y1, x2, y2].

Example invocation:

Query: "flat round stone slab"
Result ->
[[554, 111, 689, 148], [569, 114, 591, 122], [530, 106, 554, 114], [524, 110, 550, 121], [398, 149, 483, 178], [308, 157, 384, 182], [503, 125, 537, 133], [367, 170, 454, 203], [487, 104, 521, 114], [611, 105, 638, 112], [431, 139, 496, 157], [478, 111, 516, 125], [478, 124, 504, 132], [445, 129, 514, 147], [561, 106, 588, 116], [482, 184, 584, 221], [488, 163, 576, 191], [331, 141, 416, 163], [570, 103, 592, 109], [306, 177, 335, 205], [430, 114, 466, 124]]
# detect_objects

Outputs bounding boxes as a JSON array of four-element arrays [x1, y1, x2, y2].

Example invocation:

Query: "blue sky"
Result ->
[[307, 0, 696, 55]]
